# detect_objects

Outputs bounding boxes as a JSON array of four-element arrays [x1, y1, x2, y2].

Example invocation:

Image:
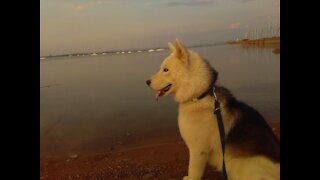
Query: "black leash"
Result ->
[[213, 87, 228, 180], [194, 85, 228, 180]]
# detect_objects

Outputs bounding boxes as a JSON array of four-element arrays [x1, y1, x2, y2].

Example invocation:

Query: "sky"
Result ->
[[40, 0, 280, 56]]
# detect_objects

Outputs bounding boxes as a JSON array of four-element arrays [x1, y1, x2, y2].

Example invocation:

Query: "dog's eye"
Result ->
[[163, 68, 169, 72]]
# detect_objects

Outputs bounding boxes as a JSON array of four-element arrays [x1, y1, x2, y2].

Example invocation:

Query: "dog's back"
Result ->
[[217, 86, 280, 179]]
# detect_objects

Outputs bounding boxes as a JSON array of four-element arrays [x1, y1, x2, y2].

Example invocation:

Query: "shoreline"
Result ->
[[228, 37, 280, 54], [40, 121, 280, 180], [228, 37, 280, 45]]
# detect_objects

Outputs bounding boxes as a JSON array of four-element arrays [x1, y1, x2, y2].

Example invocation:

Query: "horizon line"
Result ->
[[40, 41, 228, 58]]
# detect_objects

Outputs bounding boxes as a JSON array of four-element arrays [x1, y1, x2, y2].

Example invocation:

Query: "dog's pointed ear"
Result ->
[[175, 38, 189, 64], [168, 42, 175, 53]]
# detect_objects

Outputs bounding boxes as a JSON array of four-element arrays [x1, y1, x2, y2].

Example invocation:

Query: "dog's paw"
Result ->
[[183, 176, 188, 180]]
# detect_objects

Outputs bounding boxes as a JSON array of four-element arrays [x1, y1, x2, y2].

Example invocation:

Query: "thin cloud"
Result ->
[[163, 0, 255, 7], [233, 0, 256, 2], [165, 0, 216, 7], [75, 5, 84, 11], [228, 22, 241, 29], [74, 0, 104, 11]]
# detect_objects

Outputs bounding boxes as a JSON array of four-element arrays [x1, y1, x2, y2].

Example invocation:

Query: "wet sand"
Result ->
[[40, 122, 279, 180]]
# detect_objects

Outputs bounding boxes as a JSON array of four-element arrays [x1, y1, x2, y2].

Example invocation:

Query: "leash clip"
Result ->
[[213, 86, 218, 101], [213, 86, 221, 114]]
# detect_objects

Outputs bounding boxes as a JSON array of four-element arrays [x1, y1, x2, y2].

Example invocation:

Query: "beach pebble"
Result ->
[[142, 172, 156, 179], [122, 158, 131, 162], [69, 154, 78, 159], [117, 141, 123, 145], [116, 158, 131, 163]]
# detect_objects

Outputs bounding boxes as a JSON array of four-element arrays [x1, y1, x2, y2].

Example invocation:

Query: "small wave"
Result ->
[[40, 84, 59, 89]]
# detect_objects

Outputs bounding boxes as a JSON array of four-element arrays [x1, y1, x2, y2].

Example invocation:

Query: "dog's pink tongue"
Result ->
[[155, 91, 161, 101]]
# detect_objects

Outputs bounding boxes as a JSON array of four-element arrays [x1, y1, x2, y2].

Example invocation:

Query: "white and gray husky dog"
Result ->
[[146, 39, 280, 180]]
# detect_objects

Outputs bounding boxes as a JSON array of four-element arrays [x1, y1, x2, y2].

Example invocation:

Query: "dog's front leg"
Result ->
[[184, 149, 209, 180]]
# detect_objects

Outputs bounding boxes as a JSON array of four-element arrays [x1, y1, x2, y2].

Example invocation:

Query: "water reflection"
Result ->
[[40, 44, 279, 154]]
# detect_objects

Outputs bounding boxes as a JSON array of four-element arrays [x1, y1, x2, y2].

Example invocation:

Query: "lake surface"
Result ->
[[40, 44, 280, 154]]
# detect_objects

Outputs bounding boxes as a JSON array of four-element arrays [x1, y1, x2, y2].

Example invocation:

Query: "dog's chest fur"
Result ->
[[177, 96, 223, 167]]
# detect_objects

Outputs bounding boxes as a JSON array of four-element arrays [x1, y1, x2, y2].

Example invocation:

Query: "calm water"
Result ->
[[40, 45, 280, 154]]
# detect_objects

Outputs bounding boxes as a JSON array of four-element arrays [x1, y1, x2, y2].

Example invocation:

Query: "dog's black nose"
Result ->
[[146, 80, 151, 86]]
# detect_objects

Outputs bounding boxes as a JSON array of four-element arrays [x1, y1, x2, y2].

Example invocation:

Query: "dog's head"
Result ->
[[146, 38, 218, 103]]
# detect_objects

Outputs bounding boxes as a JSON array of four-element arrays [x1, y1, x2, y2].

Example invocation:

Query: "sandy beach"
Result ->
[[40, 121, 279, 180]]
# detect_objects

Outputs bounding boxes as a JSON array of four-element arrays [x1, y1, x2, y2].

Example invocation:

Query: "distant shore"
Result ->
[[228, 37, 280, 54], [39, 42, 228, 60], [228, 36, 280, 45]]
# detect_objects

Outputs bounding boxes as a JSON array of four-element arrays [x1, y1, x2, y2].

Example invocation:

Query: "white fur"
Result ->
[[148, 39, 280, 180]]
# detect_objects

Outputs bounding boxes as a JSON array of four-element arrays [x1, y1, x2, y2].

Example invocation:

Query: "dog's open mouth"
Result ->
[[155, 84, 172, 100]]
